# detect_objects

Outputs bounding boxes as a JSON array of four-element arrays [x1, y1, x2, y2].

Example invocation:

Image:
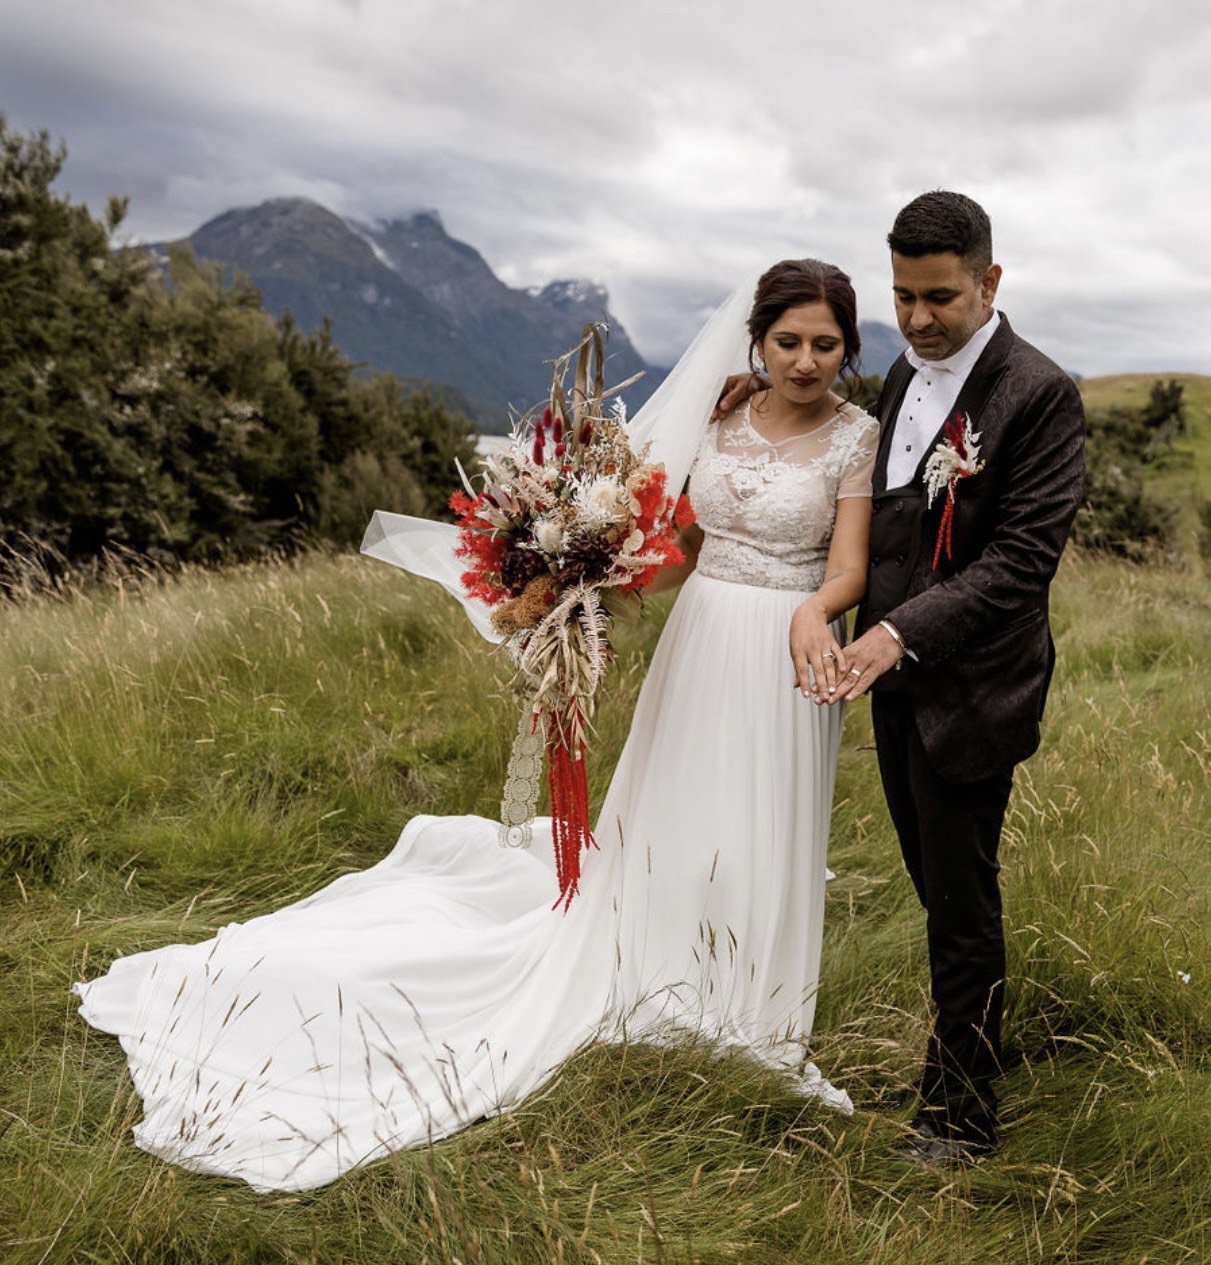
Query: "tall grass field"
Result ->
[[2, 383, 1209, 1262]]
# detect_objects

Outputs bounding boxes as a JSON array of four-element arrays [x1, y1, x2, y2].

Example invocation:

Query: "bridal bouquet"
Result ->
[[452, 326, 694, 907]]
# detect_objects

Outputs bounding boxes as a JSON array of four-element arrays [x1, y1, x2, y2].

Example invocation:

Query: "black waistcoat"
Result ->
[[866, 486, 924, 626]]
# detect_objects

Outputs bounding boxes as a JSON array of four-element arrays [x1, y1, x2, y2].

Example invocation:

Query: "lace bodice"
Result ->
[[688, 400, 879, 591]]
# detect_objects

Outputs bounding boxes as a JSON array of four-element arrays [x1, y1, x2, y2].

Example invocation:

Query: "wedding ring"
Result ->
[[822, 652, 836, 661], [849, 667, 862, 677]]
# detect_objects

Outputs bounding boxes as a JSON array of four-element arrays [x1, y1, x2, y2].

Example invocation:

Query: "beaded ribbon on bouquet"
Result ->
[[451, 325, 695, 908]]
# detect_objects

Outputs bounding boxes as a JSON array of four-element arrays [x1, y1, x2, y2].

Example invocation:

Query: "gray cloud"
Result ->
[[3, 0, 1209, 373]]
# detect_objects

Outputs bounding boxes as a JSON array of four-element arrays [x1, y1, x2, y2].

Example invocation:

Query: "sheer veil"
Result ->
[[359, 275, 757, 635]]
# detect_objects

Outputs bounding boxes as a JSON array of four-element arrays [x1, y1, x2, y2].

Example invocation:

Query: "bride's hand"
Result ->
[[712, 372, 767, 420], [789, 600, 847, 703]]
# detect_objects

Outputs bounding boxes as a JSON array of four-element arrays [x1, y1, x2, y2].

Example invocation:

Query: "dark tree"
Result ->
[[0, 118, 477, 579]]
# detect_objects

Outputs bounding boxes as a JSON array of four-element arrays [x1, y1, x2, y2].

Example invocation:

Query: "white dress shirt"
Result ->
[[885, 312, 1001, 489]]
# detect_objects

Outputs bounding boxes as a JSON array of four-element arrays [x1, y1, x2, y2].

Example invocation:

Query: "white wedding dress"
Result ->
[[74, 398, 878, 1193]]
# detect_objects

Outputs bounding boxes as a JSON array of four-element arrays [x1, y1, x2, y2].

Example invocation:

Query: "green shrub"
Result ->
[[1073, 390, 1181, 558], [0, 117, 476, 581]]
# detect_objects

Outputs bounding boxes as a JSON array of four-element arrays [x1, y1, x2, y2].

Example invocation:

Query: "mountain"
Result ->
[[858, 320, 906, 378], [166, 198, 663, 430], [159, 196, 904, 424]]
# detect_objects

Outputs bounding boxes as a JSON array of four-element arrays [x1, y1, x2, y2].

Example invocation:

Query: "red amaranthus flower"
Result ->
[[450, 491, 511, 605]]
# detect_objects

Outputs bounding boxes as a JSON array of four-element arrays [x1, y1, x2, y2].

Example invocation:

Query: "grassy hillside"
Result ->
[[1, 550, 1208, 1264], [1079, 372, 1211, 551]]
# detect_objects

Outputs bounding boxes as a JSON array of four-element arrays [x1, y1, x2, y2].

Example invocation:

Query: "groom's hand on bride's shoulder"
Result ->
[[712, 372, 767, 420]]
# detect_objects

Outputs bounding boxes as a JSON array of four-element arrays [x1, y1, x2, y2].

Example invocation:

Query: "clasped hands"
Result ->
[[790, 602, 904, 705]]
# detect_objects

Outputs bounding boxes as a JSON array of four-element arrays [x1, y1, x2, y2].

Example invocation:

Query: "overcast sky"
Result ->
[[4, 0, 1209, 375]]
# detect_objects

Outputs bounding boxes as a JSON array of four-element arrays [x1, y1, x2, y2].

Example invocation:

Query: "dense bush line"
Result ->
[[0, 118, 475, 576], [1073, 378, 1187, 558]]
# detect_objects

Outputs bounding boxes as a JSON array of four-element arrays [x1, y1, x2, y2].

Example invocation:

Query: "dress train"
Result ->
[[75, 571, 851, 1192]]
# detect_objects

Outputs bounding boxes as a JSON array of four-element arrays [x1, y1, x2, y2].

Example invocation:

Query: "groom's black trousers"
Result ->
[[871, 692, 1014, 1144]]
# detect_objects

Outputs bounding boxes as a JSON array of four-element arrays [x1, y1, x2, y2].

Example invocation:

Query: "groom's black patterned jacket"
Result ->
[[856, 315, 1086, 782]]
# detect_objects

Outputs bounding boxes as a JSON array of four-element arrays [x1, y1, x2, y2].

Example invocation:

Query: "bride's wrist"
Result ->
[[796, 596, 831, 623]]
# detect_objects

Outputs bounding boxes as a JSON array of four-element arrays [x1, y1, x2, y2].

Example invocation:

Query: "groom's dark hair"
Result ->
[[888, 191, 993, 275]]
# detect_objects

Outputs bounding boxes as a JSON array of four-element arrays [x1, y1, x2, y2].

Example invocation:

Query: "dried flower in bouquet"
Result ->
[[451, 324, 695, 908]]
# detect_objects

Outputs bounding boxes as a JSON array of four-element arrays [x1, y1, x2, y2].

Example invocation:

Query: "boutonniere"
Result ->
[[923, 412, 984, 569]]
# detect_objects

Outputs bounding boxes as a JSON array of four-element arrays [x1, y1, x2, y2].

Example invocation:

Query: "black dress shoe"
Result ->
[[893, 1118, 995, 1169]]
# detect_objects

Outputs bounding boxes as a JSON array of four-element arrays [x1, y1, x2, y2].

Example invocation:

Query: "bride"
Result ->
[[74, 258, 881, 1192]]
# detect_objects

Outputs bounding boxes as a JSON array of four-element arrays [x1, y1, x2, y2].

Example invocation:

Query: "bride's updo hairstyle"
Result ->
[[747, 259, 862, 398]]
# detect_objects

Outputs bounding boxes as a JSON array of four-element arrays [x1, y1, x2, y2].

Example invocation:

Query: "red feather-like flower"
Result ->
[[631, 470, 669, 533], [622, 536, 684, 593], [451, 491, 511, 605]]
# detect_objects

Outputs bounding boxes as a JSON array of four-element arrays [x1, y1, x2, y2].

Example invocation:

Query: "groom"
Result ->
[[830, 191, 1086, 1163]]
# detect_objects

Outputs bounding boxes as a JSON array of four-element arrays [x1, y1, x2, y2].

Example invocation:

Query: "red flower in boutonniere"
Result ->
[[923, 412, 984, 569]]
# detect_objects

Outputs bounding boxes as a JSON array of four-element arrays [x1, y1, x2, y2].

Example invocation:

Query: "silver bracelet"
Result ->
[[879, 619, 908, 669]]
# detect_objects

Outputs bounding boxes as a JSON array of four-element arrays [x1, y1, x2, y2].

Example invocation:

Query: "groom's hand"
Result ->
[[712, 372, 767, 420], [826, 625, 905, 702]]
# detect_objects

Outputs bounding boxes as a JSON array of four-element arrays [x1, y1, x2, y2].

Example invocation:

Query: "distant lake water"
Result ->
[[475, 434, 513, 459]]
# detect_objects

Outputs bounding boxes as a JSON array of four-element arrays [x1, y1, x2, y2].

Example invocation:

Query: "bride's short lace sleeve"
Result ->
[[688, 401, 879, 591]]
